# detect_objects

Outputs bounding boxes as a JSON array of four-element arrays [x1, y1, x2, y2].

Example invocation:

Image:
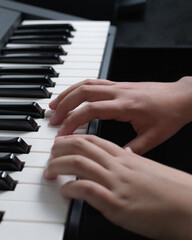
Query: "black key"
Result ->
[[0, 171, 17, 190], [9, 35, 71, 44], [18, 23, 75, 31], [0, 153, 24, 171], [0, 115, 39, 131], [0, 85, 51, 98], [0, 102, 45, 118], [13, 29, 73, 37], [1, 45, 67, 55], [0, 212, 4, 221], [0, 137, 30, 153], [0, 75, 55, 87], [0, 54, 64, 64], [0, 66, 59, 77]]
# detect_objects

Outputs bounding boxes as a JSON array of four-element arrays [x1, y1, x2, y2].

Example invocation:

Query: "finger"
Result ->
[[45, 155, 112, 189], [50, 84, 117, 126], [124, 147, 133, 153], [60, 179, 116, 217], [123, 131, 160, 155], [49, 79, 114, 110], [49, 81, 89, 110], [57, 100, 121, 135], [71, 134, 127, 157], [51, 135, 117, 169]]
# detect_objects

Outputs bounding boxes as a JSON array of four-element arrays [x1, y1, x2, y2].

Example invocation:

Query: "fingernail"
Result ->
[[124, 147, 133, 153], [49, 97, 58, 109], [57, 125, 67, 136], [50, 112, 58, 125], [43, 168, 49, 178], [44, 167, 57, 180], [55, 136, 66, 142], [48, 154, 52, 161]]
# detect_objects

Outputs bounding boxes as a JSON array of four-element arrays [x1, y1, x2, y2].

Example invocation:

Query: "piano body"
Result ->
[[0, 1, 118, 239]]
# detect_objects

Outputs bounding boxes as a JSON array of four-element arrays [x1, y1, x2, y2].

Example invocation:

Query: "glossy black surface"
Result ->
[[13, 29, 73, 37], [0, 66, 59, 77], [0, 75, 55, 87], [0, 53, 64, 64], [0, 153, 24, 171], [0, 115, 38, 131], [0, 137, 30, 153], [0, 171, 17, 190], [0, 85, 51, 98], [1, 45, 67, 55], [9, 35, 71, 44], [0, 102, 45, 118], [18, 23, 75, 31]]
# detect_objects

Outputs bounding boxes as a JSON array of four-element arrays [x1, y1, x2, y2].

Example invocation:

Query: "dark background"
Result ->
[[13, 0, 192, 81]]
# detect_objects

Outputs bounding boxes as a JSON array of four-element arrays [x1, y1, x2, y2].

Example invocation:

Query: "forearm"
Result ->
[[170, 173, 192, 240], [156, 169, 192, 240]]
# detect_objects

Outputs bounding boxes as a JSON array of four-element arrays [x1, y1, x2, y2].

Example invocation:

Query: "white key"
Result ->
[[9, 168, 53, 185], [0, 182, 72, 203], [0, 222, 65, 240], [0, 201, 69, 223], [9, 168, 76, 187], [56, 61, 101, 69], [53, 76, 96, 85], [0, 118, 88, 139], [18, 152, 49, 168], [23, 138, 54, 153], [0, 64, 100, 76]]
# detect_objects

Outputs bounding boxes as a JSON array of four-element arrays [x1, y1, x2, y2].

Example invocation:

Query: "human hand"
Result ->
[[49, 78, 192, 154], [44, 134, 192, 240]]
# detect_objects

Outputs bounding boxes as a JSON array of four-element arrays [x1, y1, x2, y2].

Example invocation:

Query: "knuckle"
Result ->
[[81, 182, 95, 196], [64, 115, 73, 127], [57, 92, 64, 102], [78, 85, 90, 94], [84, 79, 93, 85], [85, 102, 98, 113], [85, 134, 97, 141], [51, 144, 58, 157], [70, 155, 84, 168], [144, 131, 158, 147], [56, 101, 64, 114], [47, 160, 57, 173], [70, 136, 86, 150], [51, 139, 65, 157]]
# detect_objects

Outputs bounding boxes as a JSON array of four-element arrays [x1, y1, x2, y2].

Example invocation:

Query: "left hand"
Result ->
[[49, 78, 192, 155], [44, 134, 192, 240]]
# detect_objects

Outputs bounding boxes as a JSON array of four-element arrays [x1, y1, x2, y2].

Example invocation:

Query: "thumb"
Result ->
[[123, 132, 157, 155]]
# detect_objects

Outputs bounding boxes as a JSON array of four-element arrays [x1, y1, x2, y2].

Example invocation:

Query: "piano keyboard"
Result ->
[[0, 19, 110, 240]]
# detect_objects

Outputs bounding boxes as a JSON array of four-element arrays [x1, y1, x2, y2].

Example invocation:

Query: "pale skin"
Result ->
[[44, 134, 192, 240], [44, 76, 192, 239], [49, 76, 192, 155]]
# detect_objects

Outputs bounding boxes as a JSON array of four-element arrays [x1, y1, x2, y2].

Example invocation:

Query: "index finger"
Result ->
[[49, 79, 114, 110]]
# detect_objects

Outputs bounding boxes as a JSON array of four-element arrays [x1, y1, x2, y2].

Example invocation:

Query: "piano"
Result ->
[[1, 1, 191, 240], [0, 1, 117, 240]]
